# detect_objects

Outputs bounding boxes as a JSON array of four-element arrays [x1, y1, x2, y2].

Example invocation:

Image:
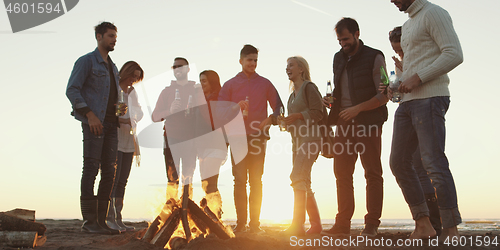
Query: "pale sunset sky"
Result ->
[[1, 0, 498, 222]]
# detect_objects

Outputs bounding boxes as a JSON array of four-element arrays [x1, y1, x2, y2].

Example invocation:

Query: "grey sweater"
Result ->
[[287, 81, 324, 151]]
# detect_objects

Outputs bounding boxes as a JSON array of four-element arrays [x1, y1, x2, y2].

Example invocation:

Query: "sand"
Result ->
[[3, 219, 497, 250]]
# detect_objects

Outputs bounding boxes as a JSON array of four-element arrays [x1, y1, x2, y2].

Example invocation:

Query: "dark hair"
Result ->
[[94, 21, 117, 39], [200, 70, 221, 97], [174, 57, 189, 65], [119, 61, 144, 83], [389, 26, 402, 43], [240, 44, 259, 59], [335, 17, 359, 35]]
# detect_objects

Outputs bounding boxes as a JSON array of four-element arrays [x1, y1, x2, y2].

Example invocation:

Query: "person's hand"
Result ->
[[86, 111, 103, 136], [399, 73, 421, 93], [237, 100, 249, 111], [170, 100, 182, 113], [284, 113, 303, 125], [322, 97, 332, 109], [379, 83, 393, 100], [339, 106, 361, 121], [120, 103, 128, 115], [259, 116, 273, 131], [392, 56, 403, 72]]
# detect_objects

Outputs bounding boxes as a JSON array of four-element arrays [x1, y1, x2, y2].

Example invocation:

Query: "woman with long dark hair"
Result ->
[[197, 70, 227, 218]]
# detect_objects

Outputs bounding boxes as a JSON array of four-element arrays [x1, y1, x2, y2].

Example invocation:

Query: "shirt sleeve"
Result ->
[[372, 54, 387, 103], [417, 7, 463, 83], [266, 81, 283, 118], [151, 88, 170, 122], [301, 83, 324, 124], [66, 55, 91, 110]]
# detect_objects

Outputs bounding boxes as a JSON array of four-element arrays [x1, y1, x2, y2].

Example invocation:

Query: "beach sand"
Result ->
[[5, 219, 497, 250]]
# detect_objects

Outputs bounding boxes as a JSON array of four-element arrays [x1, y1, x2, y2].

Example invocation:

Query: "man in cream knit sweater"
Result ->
[[389, 0, 463, 240]]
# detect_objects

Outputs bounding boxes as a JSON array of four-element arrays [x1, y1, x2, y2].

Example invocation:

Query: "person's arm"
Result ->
[[66, 56, 91, 112], [285, 83, 323, 124], [260, 82, 283, 130], [400, 7, 463, 93], [340, 54, 389, 121], [151, 88, 170, 122]]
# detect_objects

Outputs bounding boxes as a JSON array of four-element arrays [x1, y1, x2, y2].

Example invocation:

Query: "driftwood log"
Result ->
[[4, 209, 35, 221], [0, 212, 46, 235], [151, 208, 181, 248], [0, 231, 37, 248]]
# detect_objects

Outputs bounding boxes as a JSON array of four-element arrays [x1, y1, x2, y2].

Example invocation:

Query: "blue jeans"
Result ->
[[290, 141, 320, 196], [390, 96, 461, 228], [112, 151, 134, 199], [81, 121, 118, 201], [231, 136, 266, 228], [413, 149, 435, 195]]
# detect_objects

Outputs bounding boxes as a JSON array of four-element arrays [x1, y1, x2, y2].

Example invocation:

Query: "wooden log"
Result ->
[[35, 235, 47, 247], [0, 231, 37, 248], [4, 209, 35, 221], [142, 199, 178, 242], [200, 198, 234, 238], [151, 208, 181, 248], [187, 199, 231, 240], [0, 213, 46, 235]]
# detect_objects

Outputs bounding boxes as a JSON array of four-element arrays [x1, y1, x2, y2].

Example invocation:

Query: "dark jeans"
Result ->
[[81, 121, 118, 201], [390, 96, 461, 228], [111, 151, 134, 199], [333, 118, 383, 227], [413, 149, 435, 195], [231, 136, 267, 228]]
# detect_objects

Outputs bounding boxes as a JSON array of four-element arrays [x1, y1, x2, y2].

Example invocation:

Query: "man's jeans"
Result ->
[[231, 136, 266, 228], [81, 121, 118, 201], [390, 96, 461, 228]]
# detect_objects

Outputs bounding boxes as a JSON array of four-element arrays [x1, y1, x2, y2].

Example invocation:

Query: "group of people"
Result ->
[[65, 0, 463, 241]]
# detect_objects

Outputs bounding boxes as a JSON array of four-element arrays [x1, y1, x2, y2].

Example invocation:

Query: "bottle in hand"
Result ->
[[325, 80, 333, 107], [242, 96, 249, 118], [116, 89, 126, 116], [389, 71, 401, 103], [279, 106, 286, 132]]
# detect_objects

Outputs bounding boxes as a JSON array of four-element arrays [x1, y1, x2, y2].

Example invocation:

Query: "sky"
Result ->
[[1, 0, 499, 222]]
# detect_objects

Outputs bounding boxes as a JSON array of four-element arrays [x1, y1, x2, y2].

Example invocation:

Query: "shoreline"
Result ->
[[16, 219, 497, 250]]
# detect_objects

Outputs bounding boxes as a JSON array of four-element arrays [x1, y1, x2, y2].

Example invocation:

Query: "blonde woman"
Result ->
[[107, 61, 144, 232], [282, 56, 323, 236]]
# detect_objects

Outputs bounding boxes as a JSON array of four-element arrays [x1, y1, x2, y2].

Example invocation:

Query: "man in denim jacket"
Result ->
[[66, 22, 124, 235]]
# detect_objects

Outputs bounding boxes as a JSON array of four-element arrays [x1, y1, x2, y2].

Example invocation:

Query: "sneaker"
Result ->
[[322, 224, 350, 236], [233, 224, 247, 233], [249, 226, 265, 234], [360, 224, 378, 237]]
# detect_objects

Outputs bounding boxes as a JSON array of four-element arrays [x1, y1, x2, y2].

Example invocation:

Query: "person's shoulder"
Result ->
[[222, 73, 240, 85], [255, 73, 272, 84]]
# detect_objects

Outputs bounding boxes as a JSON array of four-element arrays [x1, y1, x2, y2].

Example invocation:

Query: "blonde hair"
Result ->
[[287, 56, 311, 92], [119, 61, 144, 84]]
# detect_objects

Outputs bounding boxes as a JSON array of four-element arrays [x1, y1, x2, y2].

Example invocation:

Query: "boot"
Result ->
[[282, 190, 306, 236], [115, 198, 135, 231], [425, 193, 442, 236], [97, 200, 121, 235], [306, 193, 322, 234], [106, 198, 126, 232], [80, 197, 110, 234]]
